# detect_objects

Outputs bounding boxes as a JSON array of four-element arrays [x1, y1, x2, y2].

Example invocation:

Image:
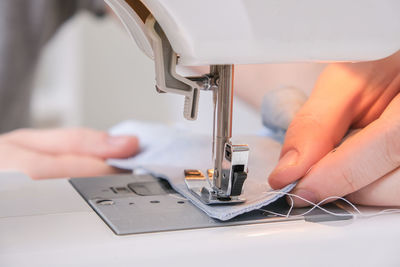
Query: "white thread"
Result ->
[[259, 191, 400, 219], [286, 195, 294, 218]]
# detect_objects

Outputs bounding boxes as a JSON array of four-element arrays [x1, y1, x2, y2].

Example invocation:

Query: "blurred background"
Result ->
[[31, 11, 323, 135]]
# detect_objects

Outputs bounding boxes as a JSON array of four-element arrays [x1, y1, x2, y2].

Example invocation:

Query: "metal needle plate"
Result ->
[[70, 174, 352, 235]]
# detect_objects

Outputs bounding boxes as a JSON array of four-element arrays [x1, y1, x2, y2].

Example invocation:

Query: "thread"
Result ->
[[259, 191, 400, 219], [141, 167, 400, 219]]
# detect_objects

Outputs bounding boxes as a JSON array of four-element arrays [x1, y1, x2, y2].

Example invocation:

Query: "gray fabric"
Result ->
[[0, 0, 105, 133], [141, 166, 295, 221], [108, 120, 295, 221]]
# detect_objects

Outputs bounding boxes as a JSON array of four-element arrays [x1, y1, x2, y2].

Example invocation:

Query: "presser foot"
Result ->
[[184, 169, 246, 205]]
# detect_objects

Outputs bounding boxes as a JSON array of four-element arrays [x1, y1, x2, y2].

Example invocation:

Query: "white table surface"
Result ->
[[1, 171, 399, 267]]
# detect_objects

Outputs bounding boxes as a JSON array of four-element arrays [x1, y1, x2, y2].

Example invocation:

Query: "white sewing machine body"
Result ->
[[2, 0, 400, 266], [113, 0, 400, 65]]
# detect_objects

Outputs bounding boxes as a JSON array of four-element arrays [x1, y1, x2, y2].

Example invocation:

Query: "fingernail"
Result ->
[[108, 136, 130, 146], [275, 149, 299, 171], [291, 188, 317, 207]]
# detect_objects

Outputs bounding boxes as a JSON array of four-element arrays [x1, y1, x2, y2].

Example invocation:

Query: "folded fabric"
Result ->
[[108, 120, 295, 221]]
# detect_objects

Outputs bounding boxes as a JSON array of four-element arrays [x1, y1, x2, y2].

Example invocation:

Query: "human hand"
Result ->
[[0, 128, 139, 179], [268, 51, 400, 207]]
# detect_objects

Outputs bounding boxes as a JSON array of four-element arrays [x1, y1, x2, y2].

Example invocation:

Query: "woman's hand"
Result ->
[[268, 51, 400, 207], [0, 128, 139, 179]]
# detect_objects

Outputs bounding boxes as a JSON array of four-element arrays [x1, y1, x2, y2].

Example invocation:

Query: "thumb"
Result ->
[[268, 64, 361, 189]]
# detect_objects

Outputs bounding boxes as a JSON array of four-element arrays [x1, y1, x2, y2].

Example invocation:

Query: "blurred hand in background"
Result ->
[[0, 128, 139, 179]]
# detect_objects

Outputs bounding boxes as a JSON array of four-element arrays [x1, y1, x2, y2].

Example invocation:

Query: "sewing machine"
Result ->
[[1, 0, 400, 266], [106, 0, 400, 204]]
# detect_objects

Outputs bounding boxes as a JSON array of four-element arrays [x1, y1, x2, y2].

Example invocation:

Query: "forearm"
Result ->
[[234, 63, 324, 111]]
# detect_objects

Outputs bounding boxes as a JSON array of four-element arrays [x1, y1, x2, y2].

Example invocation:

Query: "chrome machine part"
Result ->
[[185, 66, 250, 205], [209, 65, 249, 201], [211, 65, 234, 192]]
